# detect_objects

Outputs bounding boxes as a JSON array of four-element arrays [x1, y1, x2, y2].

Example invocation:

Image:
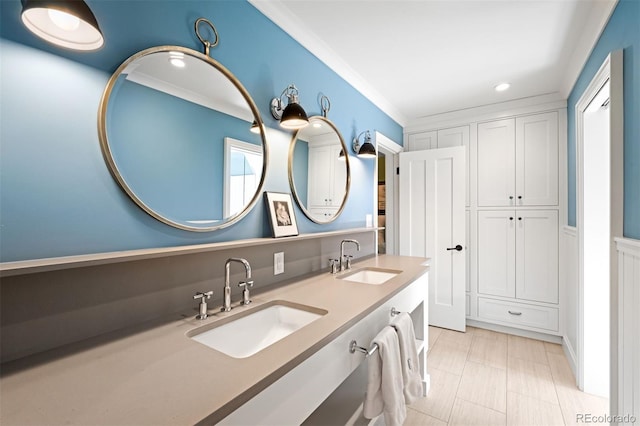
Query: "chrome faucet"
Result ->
[[340, 239, 360, 271], [222, 258, 253, 312]]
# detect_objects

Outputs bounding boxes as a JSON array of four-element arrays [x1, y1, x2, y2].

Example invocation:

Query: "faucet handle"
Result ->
[[344, 255, 354, 270], [238, 280, 254, 288], [329, 258, 340, 274], [239, 281, 253, 306], [193, 291, 213, 320], [193, 291, 213, 300]]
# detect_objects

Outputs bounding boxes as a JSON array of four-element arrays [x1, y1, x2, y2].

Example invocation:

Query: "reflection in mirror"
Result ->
[[98, 46, 267, 231], [289, 116, 350, 223]]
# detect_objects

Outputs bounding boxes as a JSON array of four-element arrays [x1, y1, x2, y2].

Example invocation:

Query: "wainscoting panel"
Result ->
[[616, 237, 640, 424]]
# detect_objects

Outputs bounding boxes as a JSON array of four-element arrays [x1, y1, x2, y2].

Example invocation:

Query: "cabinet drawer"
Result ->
[[477, 297, 558, 332]]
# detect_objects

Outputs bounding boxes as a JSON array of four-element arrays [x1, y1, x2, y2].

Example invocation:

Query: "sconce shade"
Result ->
[[353, 130, 376, 158], [357, 141, 377, 158], [250, 120, 260, 134], [338, 148, 346, 160], [279, 102, 309, 129], [21, 0, 104, 51]]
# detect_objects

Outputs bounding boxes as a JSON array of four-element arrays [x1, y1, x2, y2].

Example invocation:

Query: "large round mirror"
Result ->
[[98, 46, 267, 232], [289, 116, 350, 223]]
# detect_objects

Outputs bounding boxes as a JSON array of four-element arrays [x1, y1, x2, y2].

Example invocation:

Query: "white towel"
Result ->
[[392, 312, 424, 404], [363, 326, 407, 426]]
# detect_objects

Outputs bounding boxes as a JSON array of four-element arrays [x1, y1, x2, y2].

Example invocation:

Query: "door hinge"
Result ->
[[396, 167, 400, 175]]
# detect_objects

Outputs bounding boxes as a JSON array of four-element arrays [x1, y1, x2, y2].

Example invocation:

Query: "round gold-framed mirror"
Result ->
[[288, 116, 350, 224], [98, 45, 267, 232]]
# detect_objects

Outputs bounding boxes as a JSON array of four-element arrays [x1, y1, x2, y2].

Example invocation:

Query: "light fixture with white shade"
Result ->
[[21, 0, 104, 51], [495, 82, 511, 92]]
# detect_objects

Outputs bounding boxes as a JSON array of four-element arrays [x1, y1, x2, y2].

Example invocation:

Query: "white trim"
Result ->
[[576, 50, 624, 404], [616, 237, 640, 257], [405, 94, 567, 133], [248, 0, 406, 126], [563, 225, 578, 237], [374, 131, 403, 256], [223, 137, 263, 218], [563, 335, 579, 380], [558, 0, 619, 98], [466, 319, 562, 344]]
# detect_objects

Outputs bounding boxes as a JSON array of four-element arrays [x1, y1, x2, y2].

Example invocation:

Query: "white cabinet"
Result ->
[[478, 210, 558, 304], [307, 143, 346, 209], [407, 130, 437, 151], [406, 125, 470, 206], [477, 112, 558, 207]]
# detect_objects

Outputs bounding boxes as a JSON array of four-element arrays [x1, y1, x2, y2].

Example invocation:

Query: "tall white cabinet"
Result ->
[[404, 99, 565, 337]]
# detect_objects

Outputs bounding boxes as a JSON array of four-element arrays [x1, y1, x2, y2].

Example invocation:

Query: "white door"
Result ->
[[399, 147, 466, 331]]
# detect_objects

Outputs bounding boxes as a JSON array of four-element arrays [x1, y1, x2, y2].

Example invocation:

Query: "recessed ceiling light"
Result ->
[[495, 83, 511, 92]]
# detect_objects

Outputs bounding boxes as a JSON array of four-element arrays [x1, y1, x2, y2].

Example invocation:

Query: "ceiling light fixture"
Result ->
[[21, 0, 104, 51], [495, 82, 511, 92]]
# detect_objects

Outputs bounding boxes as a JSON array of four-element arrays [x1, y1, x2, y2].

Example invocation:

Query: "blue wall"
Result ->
[[0, 0, 402, 262], [567, 0, 640, 238]]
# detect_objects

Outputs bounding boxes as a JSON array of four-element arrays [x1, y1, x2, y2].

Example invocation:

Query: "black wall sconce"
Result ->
[[353, 130, 377, 158], [270, 83, 309, 130]]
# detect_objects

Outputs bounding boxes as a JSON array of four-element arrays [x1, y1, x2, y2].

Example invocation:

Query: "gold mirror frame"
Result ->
[[288, 116, 351, 224], [97, 45, 268, 232]]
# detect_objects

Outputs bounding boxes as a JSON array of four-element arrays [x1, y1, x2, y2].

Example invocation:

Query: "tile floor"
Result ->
[[405, 326, 609, 425]]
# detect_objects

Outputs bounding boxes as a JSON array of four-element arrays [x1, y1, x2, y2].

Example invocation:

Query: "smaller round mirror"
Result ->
[[289, 116, 350, 223]]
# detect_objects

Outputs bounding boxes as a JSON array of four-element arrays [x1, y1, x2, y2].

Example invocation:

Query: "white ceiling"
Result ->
[[250, 0, 617, 126]]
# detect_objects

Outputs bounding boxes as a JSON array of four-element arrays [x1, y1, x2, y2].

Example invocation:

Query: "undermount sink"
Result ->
[[188, 301, 327, 358], [338, 267, 402, 285]]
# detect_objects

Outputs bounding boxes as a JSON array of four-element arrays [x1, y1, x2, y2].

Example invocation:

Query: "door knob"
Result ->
[[446, 245, 463, 251]]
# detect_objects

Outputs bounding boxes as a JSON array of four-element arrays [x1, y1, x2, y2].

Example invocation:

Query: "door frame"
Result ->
[[374, 131, 403, 255], [575, 50, 623, 406]]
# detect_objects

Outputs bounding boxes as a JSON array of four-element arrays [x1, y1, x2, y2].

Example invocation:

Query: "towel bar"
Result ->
[[349, 340, 379, 357]]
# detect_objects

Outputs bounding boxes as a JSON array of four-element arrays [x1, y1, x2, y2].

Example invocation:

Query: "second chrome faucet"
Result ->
[[222, 257, 253, 312], [339, 239, 360, 272]]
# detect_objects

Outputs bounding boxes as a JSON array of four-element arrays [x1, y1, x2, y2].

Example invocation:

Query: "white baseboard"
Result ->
[[466, 319, 562, 344], [563, 334, 578, 383]]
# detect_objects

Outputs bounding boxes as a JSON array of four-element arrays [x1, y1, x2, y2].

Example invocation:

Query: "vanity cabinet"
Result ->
[[478, 210, 559, 304], [477, 112, 558, 207], [219, 271, 429, 426], [307, 143, 347, 215]]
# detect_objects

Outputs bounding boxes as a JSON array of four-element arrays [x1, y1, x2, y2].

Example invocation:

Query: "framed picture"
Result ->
[[264, 192, 299, 238]]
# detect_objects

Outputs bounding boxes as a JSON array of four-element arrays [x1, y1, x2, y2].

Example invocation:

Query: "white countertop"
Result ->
[[0, 255, 429, 425]]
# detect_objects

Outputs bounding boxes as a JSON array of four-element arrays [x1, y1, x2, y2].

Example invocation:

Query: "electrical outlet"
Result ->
[[274, 252, 284, 275]]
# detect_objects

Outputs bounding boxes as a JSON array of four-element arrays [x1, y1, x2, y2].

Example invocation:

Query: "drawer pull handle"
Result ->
[[508, 310, 522, 316]]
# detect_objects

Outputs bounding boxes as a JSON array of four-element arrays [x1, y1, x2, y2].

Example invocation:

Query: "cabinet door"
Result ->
[[478, 210, 516, 298], [330, 145, 347, 207], [407, 131, 437, 151], [515, 112, 558, 206], [515, 210, 558, 303], [438, 126, 470, 206], [307, 145, 332, 207], [477, 119, 516, 207]]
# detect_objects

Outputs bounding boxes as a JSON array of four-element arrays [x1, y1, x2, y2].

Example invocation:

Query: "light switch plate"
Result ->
[[274, 252, 284, 275]]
